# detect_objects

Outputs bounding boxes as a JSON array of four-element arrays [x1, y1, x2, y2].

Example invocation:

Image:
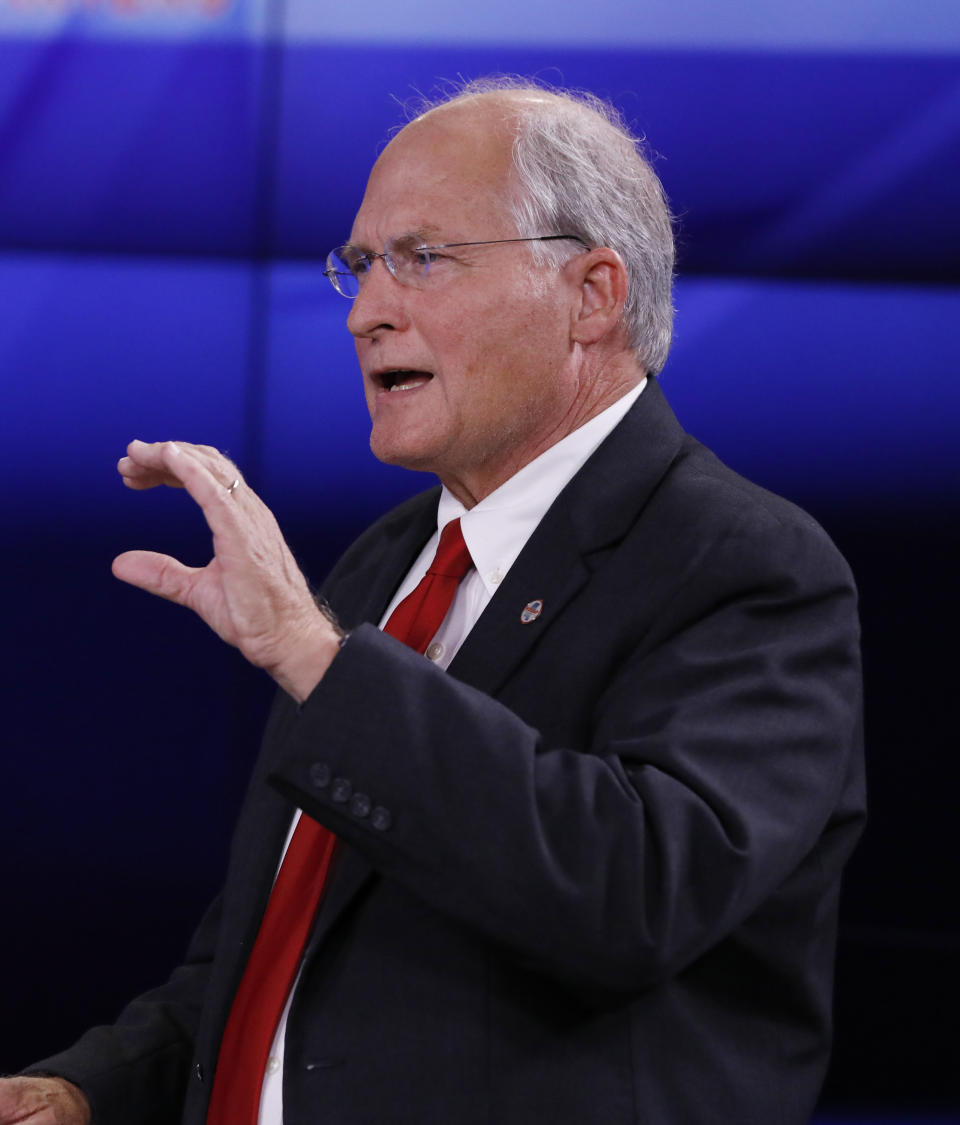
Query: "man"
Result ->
[[0, 80, 864, 1124]]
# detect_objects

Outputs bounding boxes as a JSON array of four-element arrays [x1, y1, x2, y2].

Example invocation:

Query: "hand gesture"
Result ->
[[113, 440, 341, 702]]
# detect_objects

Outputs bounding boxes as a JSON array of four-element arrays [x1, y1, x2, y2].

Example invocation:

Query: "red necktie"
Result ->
[[205, 519, 473, 1125], [382, 518, 473, 654]]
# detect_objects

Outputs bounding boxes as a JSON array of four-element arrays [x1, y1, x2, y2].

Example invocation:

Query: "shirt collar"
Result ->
[[437, 379, 646, 597]]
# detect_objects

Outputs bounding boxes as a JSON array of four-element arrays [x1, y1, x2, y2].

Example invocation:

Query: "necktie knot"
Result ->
[[427, 519, 473, 579]]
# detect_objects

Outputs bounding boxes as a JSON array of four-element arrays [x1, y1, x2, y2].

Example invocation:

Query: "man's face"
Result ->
[[346, 104, 581, 506]]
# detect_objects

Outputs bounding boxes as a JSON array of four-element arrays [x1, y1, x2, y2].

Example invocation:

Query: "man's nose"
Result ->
[[346, 258, 409, 339]]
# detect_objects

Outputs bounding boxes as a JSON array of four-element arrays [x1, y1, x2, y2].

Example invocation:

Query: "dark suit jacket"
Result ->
[[33, 380, 865, 1124]]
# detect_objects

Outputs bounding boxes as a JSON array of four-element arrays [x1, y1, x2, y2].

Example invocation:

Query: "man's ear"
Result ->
[[570, 248, 629, 346]]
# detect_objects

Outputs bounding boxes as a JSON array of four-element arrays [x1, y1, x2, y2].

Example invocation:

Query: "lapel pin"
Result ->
[[520, 599, 544, 624]]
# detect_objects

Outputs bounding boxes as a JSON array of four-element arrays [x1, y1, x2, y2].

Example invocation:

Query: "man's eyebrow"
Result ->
[[347, 227, 445, 253], [411, 226, 443, 243], [390, 227, 445, 247]]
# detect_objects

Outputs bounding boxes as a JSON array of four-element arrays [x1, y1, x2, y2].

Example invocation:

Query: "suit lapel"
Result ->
[[449, 379, 686, 696], [446, 507, 590, 697]]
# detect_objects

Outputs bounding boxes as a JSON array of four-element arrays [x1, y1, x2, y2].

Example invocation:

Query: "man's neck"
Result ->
[[442, 360, 647, 508]]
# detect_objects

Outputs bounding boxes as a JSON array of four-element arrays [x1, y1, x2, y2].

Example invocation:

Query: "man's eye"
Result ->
[[348, 255, 372, 277], [412, 249, 438, 267]]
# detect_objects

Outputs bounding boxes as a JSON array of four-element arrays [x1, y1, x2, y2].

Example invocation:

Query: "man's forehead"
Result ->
[[379, 107, 513, 182], [350, 111, 516, 244]]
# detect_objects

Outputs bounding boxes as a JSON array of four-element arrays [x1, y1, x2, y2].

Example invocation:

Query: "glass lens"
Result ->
[[384, 236, 430, 287], [326, 247, 360, 298]]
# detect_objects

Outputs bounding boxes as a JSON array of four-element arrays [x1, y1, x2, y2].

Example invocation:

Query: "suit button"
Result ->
[[331, 777, 352, 803], [371, 806, 392, 831], [194, 1062, 204, 1083], [309, 762, 331, 789], [349, 792, 371, 818]]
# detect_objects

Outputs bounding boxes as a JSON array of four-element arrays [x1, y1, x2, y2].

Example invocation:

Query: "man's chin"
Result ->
[[368, 432, 439, 475]]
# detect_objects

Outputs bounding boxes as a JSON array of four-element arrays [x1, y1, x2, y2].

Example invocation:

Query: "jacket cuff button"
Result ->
[[350, 792, 372, 818], [331, 777, 353, 803], [309, 762, 331, 789], [371, 806, 392, 831]]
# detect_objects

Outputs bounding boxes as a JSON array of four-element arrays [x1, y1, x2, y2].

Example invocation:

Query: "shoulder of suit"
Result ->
[[660, 435, 854, 585]]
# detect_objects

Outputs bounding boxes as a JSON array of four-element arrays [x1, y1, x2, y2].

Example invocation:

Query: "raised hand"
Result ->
[[0, 1077, 91, 1125], [113, 440, 341, 703]]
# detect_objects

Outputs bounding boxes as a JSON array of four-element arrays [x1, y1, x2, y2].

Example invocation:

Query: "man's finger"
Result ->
[[122, 441, 246, 523], [117, 440, 190, 491], [117, 457, 184, 490], [124, 439, 238, 486], [112, 549, 199, 606]]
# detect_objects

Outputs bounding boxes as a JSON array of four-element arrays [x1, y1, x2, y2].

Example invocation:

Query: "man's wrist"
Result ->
[[315, 597, 349, 646], [272, 602, 346, 705]]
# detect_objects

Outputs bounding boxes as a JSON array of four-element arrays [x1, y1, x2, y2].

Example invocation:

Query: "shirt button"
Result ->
[[426, 641, 444, 661], [489, 568, 503, 586], [266, 1056, 280, 1076]]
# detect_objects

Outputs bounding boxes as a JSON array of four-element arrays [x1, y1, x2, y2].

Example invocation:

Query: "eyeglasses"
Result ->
[[324, 234, 589, 298]]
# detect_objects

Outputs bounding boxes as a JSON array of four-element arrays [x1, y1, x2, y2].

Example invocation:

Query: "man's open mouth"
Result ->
[[378, 370, 434, 392]]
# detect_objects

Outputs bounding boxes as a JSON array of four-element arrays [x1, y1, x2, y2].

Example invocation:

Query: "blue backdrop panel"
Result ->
[[287, 0, 960, 53], [1, 251, 254, 519], [0, 39, 264, 255], [1, 248, 259, 914], [664, 277, 960, 505]]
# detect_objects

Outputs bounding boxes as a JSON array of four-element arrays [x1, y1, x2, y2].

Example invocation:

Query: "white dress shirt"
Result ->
[[257, 379, 645, 1124]]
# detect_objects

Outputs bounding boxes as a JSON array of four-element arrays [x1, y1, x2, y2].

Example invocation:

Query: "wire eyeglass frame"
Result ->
[[324, 234, 589, 298]]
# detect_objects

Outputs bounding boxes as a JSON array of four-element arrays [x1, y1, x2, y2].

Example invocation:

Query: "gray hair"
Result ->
[[414, 78, 675, 375]]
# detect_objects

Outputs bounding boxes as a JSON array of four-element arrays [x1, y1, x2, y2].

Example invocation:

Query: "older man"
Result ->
[[1, 81, 864, 1125]]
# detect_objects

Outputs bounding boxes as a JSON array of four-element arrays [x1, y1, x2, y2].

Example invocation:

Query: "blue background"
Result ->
[[1, 1, 958, 1115]]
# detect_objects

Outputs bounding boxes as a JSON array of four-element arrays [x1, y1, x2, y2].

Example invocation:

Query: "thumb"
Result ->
[[112, 549, 199, 605]]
